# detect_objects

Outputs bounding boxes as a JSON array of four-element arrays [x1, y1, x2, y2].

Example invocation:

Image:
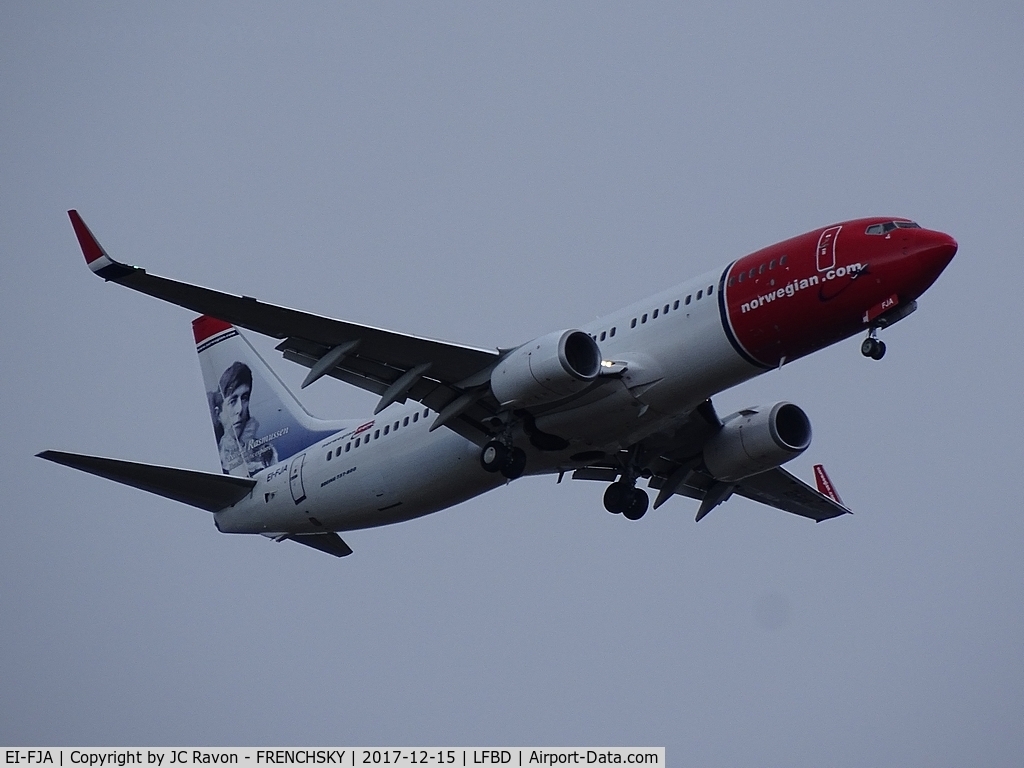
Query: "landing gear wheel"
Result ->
[[603, 481, 632, 514], [861, 337, 886, 360], [500, 447, 527, 480], [622, 488, 649, 521], [480, 441, 508, 473]]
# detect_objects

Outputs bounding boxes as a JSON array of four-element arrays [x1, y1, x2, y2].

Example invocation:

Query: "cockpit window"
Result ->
[[867, 220, 921, 235]]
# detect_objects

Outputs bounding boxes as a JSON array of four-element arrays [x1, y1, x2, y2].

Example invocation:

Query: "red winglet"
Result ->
[[192, 315, 234, 344], [68, 209, 106, 264], [813, 464, 844, 505]]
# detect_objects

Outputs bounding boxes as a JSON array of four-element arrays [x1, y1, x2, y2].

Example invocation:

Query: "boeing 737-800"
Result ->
[[39, 211, 957, 557]]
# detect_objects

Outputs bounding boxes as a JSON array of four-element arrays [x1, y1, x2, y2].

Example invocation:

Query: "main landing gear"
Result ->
[[603, 480, 649, 520], [861, 331, 886, 360], [480, 440, 527, 480]]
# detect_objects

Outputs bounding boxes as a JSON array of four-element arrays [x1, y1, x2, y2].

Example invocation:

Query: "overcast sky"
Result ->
[[2, 2, 1023, 765]]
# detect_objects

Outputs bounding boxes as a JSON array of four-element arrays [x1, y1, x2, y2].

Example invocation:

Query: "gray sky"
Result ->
[[2, 2, 1023, 764]]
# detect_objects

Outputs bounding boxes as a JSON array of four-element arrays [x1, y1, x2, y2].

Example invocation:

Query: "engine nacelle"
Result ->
[[703, 402, 812, 482], [490, 329, 601, 408]]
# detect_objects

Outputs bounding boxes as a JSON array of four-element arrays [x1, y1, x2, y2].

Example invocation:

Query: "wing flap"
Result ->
[[37, 450, 255, 512], [280, 343, 499, 446]]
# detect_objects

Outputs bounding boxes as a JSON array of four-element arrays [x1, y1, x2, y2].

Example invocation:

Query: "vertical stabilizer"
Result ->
[[193, 315, 345, 477]]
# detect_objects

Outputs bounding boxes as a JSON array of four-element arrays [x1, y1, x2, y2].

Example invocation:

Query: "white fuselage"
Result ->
[[214, 264, 763, 536]]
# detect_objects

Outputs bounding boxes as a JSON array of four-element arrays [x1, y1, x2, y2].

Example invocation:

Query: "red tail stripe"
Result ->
[[192, 315, 233, 344]]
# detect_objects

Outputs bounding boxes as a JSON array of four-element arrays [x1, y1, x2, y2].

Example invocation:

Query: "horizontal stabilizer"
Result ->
[[266, 532, 354, 557], [37, 450, 255, 512]]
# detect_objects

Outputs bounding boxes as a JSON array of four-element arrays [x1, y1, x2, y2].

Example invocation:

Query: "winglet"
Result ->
[[813, 464, 844, 506], [67, 210, 137, 281]]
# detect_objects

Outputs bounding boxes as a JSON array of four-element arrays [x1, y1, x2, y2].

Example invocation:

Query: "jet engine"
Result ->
[[490, 329, 601, 408], [702, 402, 811, 482]]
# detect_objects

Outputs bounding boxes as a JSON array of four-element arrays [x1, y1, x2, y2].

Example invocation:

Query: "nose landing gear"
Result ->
[[861, 299, 919, 360], [861, 333, 886, 360]]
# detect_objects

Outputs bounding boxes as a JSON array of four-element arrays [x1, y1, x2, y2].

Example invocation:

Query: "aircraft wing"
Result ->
[[572, 398, 850, 522], [642, 463, 849, 522], [69, 211, 502, 444]]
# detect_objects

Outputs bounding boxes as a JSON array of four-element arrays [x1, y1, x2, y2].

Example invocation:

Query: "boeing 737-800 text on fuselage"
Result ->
[[40, 212, 957, 557]]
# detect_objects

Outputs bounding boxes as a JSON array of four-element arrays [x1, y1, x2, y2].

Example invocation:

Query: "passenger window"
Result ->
[[673, 300, 680, 310], [748, 269, 756, 279], [630, 318, 637, 328], [403, 417, 410, 426], [599, 331, 606, 341], [345, 443, 351, 453], [610, 327, 616, 337], [653, 308, 659, 319], [737, 272, 745, 283], [384, 425, 389, 435], [423, 408, 429, 417], [707, 285, 713, 295], [326, 452, 332, 461], [780, 255, 787, 265], [355, 437, 361, 447], [394, 421, 399, 430], [664, 304, 670, 313], [758, 264, 765, 275], [372, 430, 378, 439], [685, 295, 691, 305], [697, 290, 703, 300], [641, 314, 648, 324], [413, 413, 419, 422], [769, 259, 776, 270]]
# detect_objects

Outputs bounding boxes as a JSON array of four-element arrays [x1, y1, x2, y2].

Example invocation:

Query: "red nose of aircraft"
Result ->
[[902, 229, 957, 297], [920, 229, 958, 273]]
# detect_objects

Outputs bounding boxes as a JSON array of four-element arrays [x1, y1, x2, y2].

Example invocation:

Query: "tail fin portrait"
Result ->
[[193, 315, 343, 477]]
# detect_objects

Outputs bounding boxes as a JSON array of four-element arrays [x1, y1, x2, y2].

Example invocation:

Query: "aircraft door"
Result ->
[[289, 453, 307, 504], [816, 225, 841, 272]]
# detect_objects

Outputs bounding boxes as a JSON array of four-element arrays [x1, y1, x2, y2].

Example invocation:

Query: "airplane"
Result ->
[[39, 211, 957, 557]]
